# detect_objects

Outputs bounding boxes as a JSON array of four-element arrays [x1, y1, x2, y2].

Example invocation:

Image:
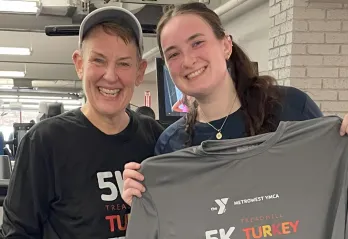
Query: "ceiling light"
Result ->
[[18, 99, 82, 105], [64, 105, 79, 110], [0, 98, 17, 102], [0, 71, 25, 78], [0, 0, 38, 14], [0, 47, 31, 56], [0, 95, 17, 99], [19, 96, 63, 100], [0, 78, 13, 85], [0, 85, 13, 89]]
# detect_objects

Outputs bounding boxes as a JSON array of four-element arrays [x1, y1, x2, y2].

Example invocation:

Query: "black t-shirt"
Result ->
[[155, 86, 323, 155], [1, 108, 163, 239]]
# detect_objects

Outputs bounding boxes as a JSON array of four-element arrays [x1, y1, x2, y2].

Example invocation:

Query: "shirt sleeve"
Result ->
[[154, 139, 163, 156], [152, 121, 164, 139], [302, 94, 323, 119], [126, 191, 159, 239], [1, 130, 54, 238]]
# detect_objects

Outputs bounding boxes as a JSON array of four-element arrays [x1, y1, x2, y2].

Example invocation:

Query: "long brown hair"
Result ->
[[157, 3, 282, 146]]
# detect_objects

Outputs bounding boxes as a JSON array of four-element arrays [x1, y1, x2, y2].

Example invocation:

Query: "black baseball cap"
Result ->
[[78, 6, 144, 55]]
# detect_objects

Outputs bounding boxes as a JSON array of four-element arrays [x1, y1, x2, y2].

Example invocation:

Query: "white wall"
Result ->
[[224, 2, 270, 74]]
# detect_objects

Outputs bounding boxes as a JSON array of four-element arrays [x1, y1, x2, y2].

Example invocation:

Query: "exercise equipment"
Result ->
[[0, 122, 35, 160], [0, 133, 4, 156], [0, 102, 64, 159], [0, 155, 13, 206], [37, 102, 64, 122], [47, 102, 64, 118], [12, 123, 35, 157]]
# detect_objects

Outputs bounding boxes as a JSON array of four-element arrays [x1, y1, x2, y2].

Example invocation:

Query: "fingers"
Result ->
[[122, 178, 146, 206], [123, 168, 144, 182], [122, 188, 143, 206], [124, 162, 141, 170], [123, 162, 144, 182], [122, 162, 145, 206], [340, 114, 348, 136], [126, 188, 143, 199], [124, 177, 146, 193]]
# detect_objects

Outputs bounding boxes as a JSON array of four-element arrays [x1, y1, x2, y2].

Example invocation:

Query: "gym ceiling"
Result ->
[[0, 0, 227, 111]]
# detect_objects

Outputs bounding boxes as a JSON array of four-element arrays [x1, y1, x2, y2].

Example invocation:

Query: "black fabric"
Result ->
[[1, 108, 163, 239]]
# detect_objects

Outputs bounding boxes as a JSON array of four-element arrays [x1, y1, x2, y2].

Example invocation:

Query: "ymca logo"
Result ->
[[211, 198, 229, 215]]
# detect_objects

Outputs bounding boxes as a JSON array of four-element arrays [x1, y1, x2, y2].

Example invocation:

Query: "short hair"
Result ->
[[81, 22, 141, 59]]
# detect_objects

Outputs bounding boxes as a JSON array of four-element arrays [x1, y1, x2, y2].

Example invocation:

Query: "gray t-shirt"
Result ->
[[126, 116, 348, 239]]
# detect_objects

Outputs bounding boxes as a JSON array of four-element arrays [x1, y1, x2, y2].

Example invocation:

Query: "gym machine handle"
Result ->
[[44, 24, 157, 37], [45, 25, 80, 36]]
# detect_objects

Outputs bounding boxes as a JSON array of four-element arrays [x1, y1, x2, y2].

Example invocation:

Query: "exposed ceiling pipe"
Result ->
[[143, 0, 249, 62], [32, 80, 82, 89], [215, 0, 248, 16], [0, 90, 80, 99], [0, 107, 72, 112], [36, 87, 81, 93], [143, 46, 160, 62], [119, 3, 146, 14], [0, 28, 44, 33]]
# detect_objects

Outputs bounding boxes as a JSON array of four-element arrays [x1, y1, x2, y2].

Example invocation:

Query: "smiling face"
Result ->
[[160, 13, 231, 99], [73, 23, 147, 118]]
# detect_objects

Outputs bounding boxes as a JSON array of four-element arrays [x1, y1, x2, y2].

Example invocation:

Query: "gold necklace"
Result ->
[[199, 95, 237, 140]]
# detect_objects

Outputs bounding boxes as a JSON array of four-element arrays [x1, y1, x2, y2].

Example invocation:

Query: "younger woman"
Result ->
[[122, 2, 348, 205]]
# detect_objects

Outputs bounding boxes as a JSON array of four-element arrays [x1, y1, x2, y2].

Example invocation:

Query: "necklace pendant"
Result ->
[[216, 132, 222, 140]]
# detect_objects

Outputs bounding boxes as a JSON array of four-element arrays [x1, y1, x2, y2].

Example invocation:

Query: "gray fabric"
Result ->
[[126, 116, 348, 239]]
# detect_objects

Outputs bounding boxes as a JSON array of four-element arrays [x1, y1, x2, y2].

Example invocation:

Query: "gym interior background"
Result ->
[[0, 0, 347, 223]]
